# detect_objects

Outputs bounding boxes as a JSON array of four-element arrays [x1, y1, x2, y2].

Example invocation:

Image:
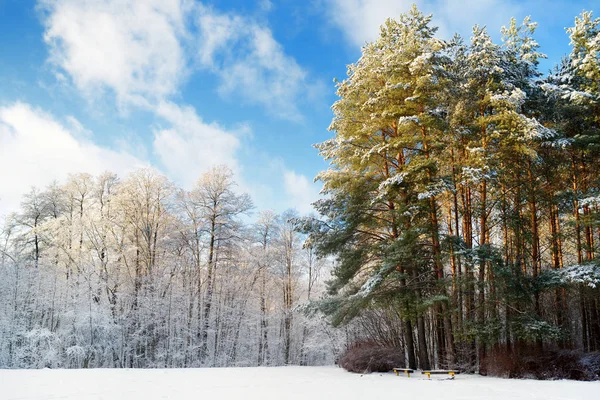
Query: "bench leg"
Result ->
[[394, 370, 399, 376], [406, 372, 410, 378], [425, 372, 430, 379], [449, 372, 454, 378]]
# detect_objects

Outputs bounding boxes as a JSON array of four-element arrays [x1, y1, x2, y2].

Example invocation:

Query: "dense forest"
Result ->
[[0, 167, 341, 368], [301, 6, 600, 373], [2, 5, 600, 374]]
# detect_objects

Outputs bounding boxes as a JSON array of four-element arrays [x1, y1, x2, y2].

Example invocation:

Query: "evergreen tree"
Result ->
[[305, 6, 600, 371]]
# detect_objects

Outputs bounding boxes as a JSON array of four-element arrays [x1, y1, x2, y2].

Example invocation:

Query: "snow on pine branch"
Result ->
[[558, 263, 600, 288], [377, 172, 408, 192], [350, 264, 396, 299], [460, 166, 491, 185], [524, 117, 557, 140], [490, 88, 526, 108], [409, 52, 433, 73], [398, 116, 420, 125], [371, 172, 409, 205], [579, 194, 600, 209], [351, 274, 383, 299], [542, 137, 573, 149], [417, 180, 451, 200], [563, 89, 596, 104]]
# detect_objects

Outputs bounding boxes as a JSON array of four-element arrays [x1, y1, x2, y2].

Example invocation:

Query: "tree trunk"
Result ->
[[201, 216, 217, 362]]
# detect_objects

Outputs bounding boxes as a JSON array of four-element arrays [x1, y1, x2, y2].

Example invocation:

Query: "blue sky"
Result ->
[[0, 0, 597, 217]]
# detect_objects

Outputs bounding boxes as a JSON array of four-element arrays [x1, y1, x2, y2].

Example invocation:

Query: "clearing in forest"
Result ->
[[1, 366, 599, 400]]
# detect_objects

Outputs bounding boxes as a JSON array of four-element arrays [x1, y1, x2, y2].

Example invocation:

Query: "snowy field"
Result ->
[[2, 366, 599, 400]]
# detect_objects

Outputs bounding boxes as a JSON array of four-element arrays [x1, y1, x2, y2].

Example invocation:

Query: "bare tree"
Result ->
[[191, 166, 252, 363]]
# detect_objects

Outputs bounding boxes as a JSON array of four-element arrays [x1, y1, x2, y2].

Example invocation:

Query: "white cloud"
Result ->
[[40, 0, 188, 106], [283, 169, 320, 215], [323, 0, 522, 46], [152, 101, 242, 188], [0, 101, 286, 218], [33, 0, 323, 214], [195, 6, 313, 120], [323, 0, 413, 47], [435, 0, 523, 39], [39, 0, 316, 120], [38, 0, 252, 195], [259, 0, 273, 13], [0, 102, 146, 217]]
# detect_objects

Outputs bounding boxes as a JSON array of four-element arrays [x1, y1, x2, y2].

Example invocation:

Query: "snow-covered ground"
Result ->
[[2, 366, 599, 400]]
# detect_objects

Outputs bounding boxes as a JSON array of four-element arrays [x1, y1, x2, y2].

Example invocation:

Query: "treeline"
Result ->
[[0, 167, 341, 368], [303, 6, 600, 372]]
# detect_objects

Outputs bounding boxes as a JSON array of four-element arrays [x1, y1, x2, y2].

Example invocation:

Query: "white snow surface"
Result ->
[[2, 366, 599, 400]]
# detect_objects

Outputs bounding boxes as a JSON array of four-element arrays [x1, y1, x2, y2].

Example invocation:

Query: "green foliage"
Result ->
[[303, 4, 600, 364], [511, 315, 563, 342]]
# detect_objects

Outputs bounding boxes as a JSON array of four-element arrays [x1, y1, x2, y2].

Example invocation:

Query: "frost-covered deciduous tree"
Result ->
[[0, 168, 341, 369]]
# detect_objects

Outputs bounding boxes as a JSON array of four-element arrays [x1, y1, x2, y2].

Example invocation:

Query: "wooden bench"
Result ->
[[392, 368, 415, 378], [422, 370, 457, 379]]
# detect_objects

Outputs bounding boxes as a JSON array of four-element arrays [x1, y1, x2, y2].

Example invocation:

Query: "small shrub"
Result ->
[[484, 346, 522, 378], [579, 352, 600, 380], [339, 341, 405, 373], [484, 345, 600, 381]]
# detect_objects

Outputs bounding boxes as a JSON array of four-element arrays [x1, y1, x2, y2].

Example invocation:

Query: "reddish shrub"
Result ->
[[484, 346, 522, 378], [484, 345, 600, 381], [339, 341, 405, 373]]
